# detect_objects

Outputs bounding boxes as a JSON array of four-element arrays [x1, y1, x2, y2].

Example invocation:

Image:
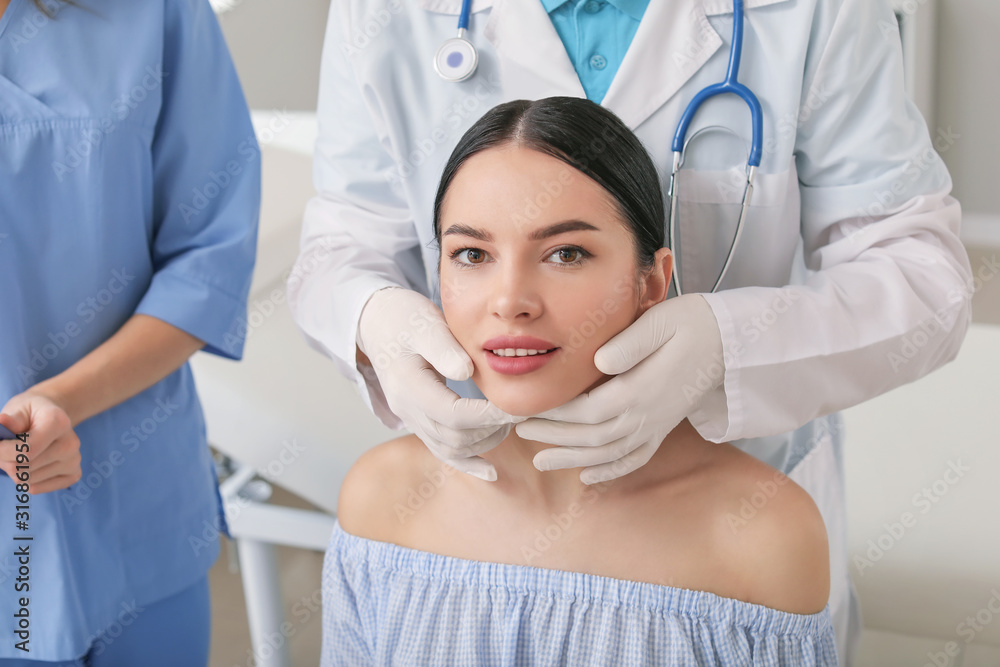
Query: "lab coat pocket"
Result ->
[[670, 164, 800, 293], [0, 73, 61, 122]]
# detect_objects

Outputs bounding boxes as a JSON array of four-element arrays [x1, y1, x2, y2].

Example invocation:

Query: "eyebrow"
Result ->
[[441, 219, 601, 243]]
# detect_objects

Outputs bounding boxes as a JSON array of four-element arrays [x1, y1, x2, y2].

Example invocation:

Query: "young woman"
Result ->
[[0, 0, 258, 664], [320, 98, 837, 665]]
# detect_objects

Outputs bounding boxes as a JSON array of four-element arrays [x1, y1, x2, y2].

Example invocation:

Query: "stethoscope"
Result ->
[[433, 0, 478, 82], [434, 0, 764, 295]]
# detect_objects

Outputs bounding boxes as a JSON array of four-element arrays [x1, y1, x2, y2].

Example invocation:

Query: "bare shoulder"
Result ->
[[706, 445, 831, 615], [336, 434, 431, 543]]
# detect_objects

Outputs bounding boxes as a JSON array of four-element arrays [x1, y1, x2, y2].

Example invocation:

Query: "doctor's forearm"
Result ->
[[697, 201, 973, 442], [26, 313, 206, 427]]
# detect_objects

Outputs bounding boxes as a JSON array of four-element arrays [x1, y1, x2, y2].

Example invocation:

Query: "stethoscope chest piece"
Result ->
[[434, 32, 478, 82]]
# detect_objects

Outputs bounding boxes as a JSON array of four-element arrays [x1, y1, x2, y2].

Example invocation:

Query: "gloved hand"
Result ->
[[357, 286, 522, 481], [515, 293, 724, 485]]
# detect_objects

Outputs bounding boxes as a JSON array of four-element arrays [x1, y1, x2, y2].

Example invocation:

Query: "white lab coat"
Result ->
[[288, 0, 974, 663]]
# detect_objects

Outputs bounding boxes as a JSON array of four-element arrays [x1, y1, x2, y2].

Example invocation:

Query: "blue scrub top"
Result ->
[[0, 0, 259, 660]]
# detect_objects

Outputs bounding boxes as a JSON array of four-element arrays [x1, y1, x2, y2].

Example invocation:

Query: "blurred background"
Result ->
[[197, 0, 1000, 665]]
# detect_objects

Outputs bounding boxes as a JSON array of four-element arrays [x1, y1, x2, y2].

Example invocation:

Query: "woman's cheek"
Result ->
[[439, 270, 468, 312]]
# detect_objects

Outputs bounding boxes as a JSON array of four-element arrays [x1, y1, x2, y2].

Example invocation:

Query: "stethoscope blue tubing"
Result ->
[[457, 0, 472, 31], [671, 0, 763, 167]]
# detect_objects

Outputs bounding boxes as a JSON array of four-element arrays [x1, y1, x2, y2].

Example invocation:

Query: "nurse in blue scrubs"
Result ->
[[0, 0, 259, 664]]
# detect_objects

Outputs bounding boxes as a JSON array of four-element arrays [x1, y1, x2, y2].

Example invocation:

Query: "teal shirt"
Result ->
[[540, 0, 650, 104]]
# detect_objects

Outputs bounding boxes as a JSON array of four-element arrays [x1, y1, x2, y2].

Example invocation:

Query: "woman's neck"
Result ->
[[473, 418, 705, 511]]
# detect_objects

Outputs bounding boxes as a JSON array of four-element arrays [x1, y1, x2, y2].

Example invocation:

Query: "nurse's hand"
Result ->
[[357, 286, 523, 482], [516, 294, 724, 485], [0, 391, 83, 494]]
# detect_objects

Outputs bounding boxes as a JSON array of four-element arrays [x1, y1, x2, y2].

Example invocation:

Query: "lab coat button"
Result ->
[[589, 54, 607, 70], [584, 1, 602, 13]]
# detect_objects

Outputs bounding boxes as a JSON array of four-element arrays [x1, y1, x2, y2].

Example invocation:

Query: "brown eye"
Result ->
[[557, 248, 580, 263], [450, 248, 490, 267], [546, 246, 590, 265]]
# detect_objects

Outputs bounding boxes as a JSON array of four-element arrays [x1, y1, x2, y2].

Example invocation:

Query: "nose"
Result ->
[[488, 261, 542, 322]]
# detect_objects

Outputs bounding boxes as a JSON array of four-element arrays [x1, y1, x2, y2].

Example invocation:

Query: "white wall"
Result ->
[[216, 0, 330, 111], [935, 0, 1000, 222]]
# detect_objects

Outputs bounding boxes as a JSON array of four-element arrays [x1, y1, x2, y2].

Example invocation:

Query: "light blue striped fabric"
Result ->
[[321, 521, 838, 666]]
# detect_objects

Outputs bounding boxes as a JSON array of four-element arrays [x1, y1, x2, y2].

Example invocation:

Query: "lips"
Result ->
[[482, 335, 560, 376], [483, 347, 559, 375]]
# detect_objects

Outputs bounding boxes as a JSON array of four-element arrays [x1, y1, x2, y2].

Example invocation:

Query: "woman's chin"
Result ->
[[472, 367, 606, 417], [481, 389, 574, 418]]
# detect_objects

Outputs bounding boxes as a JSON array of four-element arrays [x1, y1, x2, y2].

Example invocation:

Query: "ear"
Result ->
[[638, 247, 674, 313]]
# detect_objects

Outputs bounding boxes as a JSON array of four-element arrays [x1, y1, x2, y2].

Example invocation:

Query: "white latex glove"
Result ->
[[357, 286, 523, 481], [515, 294, 724, 485]]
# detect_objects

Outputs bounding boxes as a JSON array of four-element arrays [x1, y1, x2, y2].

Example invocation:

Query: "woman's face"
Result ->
[[439, 144, 670, 417]]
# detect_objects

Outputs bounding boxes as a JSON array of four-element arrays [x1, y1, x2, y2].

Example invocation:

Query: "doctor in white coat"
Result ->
[[288, 0, 974, 663]]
